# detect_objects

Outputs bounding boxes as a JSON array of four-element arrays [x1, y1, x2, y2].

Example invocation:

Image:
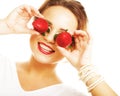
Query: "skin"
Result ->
[[17, 6, 79, 91], [30, 6, 78, 64], [0, 4, 117, 96]]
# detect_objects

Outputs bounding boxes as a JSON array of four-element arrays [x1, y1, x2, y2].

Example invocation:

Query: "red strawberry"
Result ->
[[32, 18, 48, 34], [55, 31, 72, 48]]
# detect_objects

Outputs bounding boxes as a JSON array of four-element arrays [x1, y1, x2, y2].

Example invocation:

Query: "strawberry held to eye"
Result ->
[[55, 31, 72, 48], [32, 18, 48, 34]]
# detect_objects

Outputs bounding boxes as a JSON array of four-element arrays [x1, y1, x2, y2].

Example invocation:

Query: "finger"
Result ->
[[29, 30, 40, 35], [18, 4, 44, 18], [16, 4, 31, 17], [74, 30, 90, 44], [26, 29, 40, 35], [28, 5, 44, 18], [74, 35, 89, 52], [17, 27, 40, 35], [74, 30, 90, 40], [74, 30, 87, 35], [57, 46, 70, 58], [19, 4, 33, 14], [74, 37, 81, 49]]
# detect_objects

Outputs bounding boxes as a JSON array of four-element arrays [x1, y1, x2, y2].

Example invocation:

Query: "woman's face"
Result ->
[[30, 6, 78, 64]]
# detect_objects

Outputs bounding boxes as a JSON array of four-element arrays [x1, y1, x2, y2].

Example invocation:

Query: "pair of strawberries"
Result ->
[[32, 18, 73, 48]]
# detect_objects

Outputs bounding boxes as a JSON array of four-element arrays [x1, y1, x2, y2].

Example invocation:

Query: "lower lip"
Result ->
[[38, 42, 55, 55]]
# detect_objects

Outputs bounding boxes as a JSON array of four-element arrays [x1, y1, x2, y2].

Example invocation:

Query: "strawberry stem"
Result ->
[[47, 28, 50, 33], [54, 34, 58, 41]]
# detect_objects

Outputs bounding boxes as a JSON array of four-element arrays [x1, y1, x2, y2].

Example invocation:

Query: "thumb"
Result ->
[[29, 29, 40, 35], [22, 28, 39, 35], [57, 46, 70, 58]]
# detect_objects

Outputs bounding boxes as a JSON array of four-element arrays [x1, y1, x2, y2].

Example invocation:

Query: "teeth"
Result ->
[[40, 43, 53, 52]]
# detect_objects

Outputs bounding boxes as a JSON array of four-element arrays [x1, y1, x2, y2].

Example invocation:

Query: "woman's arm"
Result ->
[[90, 81, 117, 96], [57, 30, 118, 96], [79, 64, 118, 96], [0, 19, 10, 34]]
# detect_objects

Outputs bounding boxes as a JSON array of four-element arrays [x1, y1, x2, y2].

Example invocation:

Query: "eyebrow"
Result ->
[[55, 28, 68, 34], [59, 28, 68, 31]]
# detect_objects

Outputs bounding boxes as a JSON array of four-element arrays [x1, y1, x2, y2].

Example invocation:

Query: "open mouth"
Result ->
[[38, 42, 55, 55]]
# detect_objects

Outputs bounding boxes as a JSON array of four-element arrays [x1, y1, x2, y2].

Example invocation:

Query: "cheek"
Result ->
[[29, 35, 39, 53], [30, 34, 42, 48], [29, 35, 64, 63], [30, 35, 38, 42]]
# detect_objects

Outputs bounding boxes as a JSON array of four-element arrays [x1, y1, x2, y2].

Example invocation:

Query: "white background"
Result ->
[[0, 0, 120, 95]]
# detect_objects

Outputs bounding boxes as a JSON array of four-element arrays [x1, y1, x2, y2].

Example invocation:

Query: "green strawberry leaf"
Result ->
[[54, 34, 58, 41], [47, 28, 50, 33]]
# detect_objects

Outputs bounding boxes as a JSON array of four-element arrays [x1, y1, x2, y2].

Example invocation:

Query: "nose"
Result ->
[[44, 32, 55, 43]]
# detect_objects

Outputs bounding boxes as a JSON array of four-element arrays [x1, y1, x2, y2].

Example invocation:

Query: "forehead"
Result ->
[[42, 6, 78, 32]]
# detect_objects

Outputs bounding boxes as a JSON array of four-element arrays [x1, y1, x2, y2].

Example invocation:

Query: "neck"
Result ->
[[27, 56, 57, 74], [16, 56, 61, 91]]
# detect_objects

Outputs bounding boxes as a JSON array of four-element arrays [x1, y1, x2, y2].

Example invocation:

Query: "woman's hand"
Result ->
[[57, 30, 91, 70], [4, 4, 43, 34]]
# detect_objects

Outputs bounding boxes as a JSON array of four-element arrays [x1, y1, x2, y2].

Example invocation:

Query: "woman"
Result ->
[[0, 0, 118, 96]]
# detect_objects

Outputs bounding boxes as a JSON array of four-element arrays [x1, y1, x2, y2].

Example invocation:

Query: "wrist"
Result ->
[[78, 64, 104, 92], [0, 18, 13, 34]]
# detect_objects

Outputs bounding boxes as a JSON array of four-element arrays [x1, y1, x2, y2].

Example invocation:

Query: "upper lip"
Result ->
[[38, 42, 55, 55]]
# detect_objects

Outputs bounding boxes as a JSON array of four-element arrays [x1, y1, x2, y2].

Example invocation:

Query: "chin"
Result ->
[[32, 54, 63, 65]]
